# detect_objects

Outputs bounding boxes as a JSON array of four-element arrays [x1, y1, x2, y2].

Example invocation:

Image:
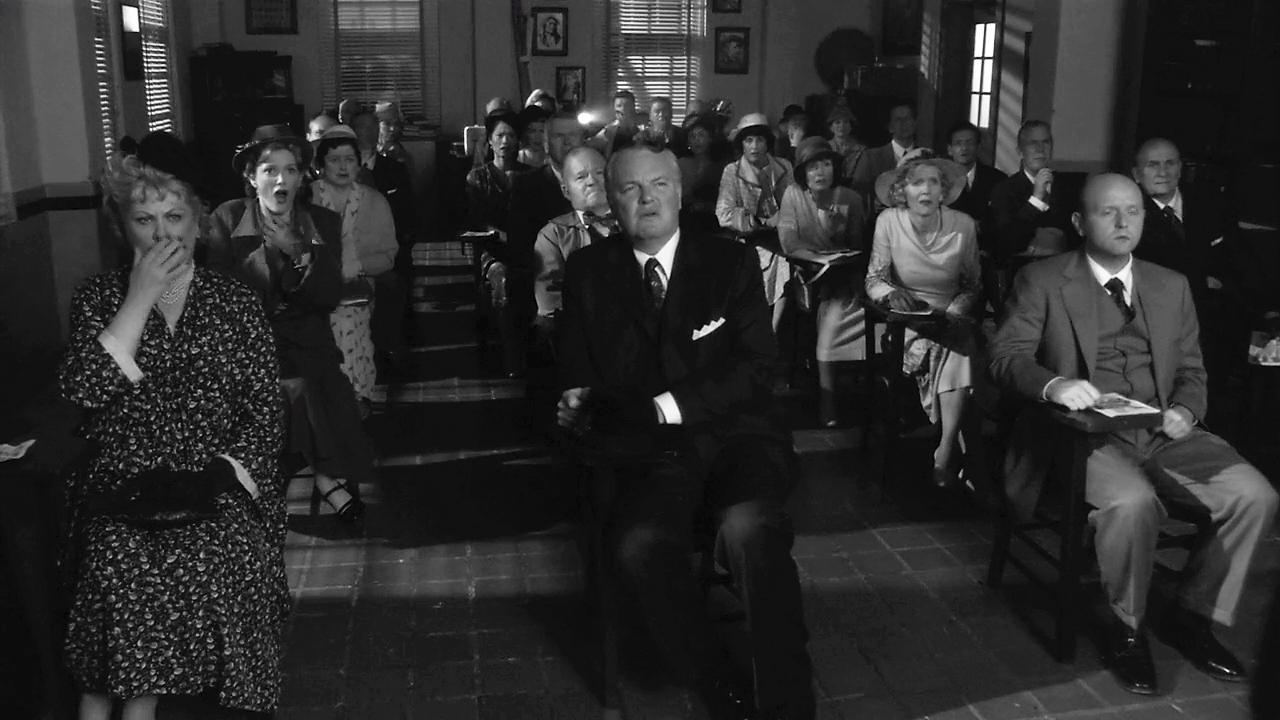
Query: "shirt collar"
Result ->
[[633, 228, 681, 280], [1153, 187, 1182, 219], [891, 139, 913, 159], [1085, 252, 1135, 304], [966, 164, 976, 187], [1022, 168, 1038, 185]]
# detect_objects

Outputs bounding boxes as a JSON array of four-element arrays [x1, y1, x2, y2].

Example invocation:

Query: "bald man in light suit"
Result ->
[[990, 174, 1277, 696]]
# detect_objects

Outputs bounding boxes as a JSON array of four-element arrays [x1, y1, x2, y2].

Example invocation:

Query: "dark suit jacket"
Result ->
[[849, 142, 898, 198], [507, 165, 571, 269], [950, 163, 1006, 237], [206, 199, 344, 378], [989, 250, 1206, 519], [988, 169, 1076, 262], [557, 231, 782, 468], [1134, 186, 1230, 305]]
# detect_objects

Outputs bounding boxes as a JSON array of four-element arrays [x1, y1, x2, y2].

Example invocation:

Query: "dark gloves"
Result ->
[[86, 457, 242, 529]]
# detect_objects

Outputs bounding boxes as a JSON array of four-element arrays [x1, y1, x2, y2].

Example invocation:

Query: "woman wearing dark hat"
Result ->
[[310, 124, 398, 406], [677, 113, 727, 233], [515, 105, 550, 168], [826, 105, 868, 189], [466, 111, 531, 232], [207, 124, 373, 524], [865, 150, 986, 491], [59, 132, 288, 717], [775, 103, 809, 165], [716, 112, 794, 331], [778, 137, 869, 425]]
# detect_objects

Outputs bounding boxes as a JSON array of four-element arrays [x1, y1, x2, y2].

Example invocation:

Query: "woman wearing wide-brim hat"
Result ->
[[778, 136, 870, 425], [715, 112, 794, 331], [208, 123, 373, 524], [865, 149, 987, 493]]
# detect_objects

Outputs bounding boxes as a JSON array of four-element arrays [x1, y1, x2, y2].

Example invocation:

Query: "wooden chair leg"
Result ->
[[1054, 434, 1090, 662], [986, 511, 1012, 588]]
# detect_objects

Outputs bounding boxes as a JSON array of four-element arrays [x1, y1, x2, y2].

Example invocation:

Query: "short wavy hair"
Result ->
[[886, 158, 954, 209], [101, 153, 204, 243]]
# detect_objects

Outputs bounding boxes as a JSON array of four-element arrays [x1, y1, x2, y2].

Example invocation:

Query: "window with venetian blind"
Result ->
[[139, 0, 177, 133], [604, 0, 705, 118], [320, 0, 439, 125], [91, 0, 120, 162]]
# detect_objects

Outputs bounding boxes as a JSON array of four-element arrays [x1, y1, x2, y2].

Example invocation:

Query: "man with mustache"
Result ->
[[990, 173, 1277, 696]]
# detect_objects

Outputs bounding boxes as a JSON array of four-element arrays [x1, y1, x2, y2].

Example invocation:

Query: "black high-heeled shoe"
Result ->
[[311, 482, 365, 523]]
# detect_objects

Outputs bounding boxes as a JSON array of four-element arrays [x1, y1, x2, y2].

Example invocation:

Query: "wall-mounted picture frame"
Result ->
[[245, 0, 297, 35], [556, 66, 585, 110], [531, 7, 568, 56], [712, 0, 743, 13], [714, 27, 750, 74]]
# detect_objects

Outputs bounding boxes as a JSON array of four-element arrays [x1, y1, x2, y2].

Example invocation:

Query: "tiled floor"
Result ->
[[265, 241, 1278, 719]]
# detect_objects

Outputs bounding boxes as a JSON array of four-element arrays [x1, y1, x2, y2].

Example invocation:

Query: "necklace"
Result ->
[[159, 263, 195, 305]]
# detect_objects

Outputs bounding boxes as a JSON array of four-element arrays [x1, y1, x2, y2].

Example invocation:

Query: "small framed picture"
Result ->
[[531, 7, 568, 56], [714, 27, 750, 74], [245, 0, 297, 35], [555, 66, 586, 111], [712, 0, 743, 13]]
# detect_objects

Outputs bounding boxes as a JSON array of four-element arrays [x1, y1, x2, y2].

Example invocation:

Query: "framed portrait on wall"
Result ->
[[556, 66, 586, 110], [245, 0, 297, 35], [531, 7, 568, 56], [714, 27, 750, 74], [712, 0, 743, 13]]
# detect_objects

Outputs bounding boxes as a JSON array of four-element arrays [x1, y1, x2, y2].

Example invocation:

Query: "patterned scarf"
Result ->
[[312, 181, 363, 280]]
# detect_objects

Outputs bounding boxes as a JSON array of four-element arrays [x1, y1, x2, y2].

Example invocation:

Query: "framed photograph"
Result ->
[[712, 0, 743, 12], [714, 27, 750, 74], [555, 66, 586, 111], [531, 7, 568, 56], [245, 0, 297, 35]]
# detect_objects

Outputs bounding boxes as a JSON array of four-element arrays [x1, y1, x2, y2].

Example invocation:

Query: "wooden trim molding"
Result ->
[[12, 182, 101, 222]]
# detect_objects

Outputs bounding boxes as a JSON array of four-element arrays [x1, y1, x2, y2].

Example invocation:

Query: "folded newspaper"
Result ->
[[1091, 393, 1161, 417]]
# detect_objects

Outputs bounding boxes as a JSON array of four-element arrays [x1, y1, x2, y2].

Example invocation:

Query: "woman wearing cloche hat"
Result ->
[[716, 112, 794, 331], [208, 123, 374, 525], [865, 149, 987, 494], [778, 136, 870, 425]]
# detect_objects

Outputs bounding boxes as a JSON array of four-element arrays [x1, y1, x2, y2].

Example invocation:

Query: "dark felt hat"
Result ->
[[128, 131, 203, 190], [792, 137, 844, 185], [232, 124, 313, 176]]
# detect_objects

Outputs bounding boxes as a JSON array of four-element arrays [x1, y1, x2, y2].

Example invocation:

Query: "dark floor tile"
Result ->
[[897, 546, 961, 571], [1030, 679, 1107, 714], [478, 659, 546, 695], [408, 632, 474, 664], [876, 526, 938, 549], [1173, 694, 1249, 719], [409, 698, 479, 720], [847, 550, 908, 575], [412, 660, 478, 700], [827, 694, 911, 720]]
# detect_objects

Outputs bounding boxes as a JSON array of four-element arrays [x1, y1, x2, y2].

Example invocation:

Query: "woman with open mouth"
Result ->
[[866, 150, 987, 498], [207, 124, 374, 525]]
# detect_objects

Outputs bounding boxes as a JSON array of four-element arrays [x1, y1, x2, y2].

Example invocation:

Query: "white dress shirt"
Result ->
[[1024, 168, 1050, 212], [891, 139, 913, 164], [633, 230, 683, 424]]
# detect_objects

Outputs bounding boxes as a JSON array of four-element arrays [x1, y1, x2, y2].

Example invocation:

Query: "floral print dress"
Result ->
[[58, 267, 289, 712]]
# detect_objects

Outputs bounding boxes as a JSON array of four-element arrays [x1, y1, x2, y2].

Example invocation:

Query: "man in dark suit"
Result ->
[[508, 111, 585, 260], [1131, 138, 1240, 418], [990, 174, 1277, 696], [849, 102, 917, 201], [988, 120, 1075, 263], [945, 121, 1004, 235], [556, 145, 814, 719]]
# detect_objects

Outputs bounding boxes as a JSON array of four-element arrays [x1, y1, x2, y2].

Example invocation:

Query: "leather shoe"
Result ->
[[695, 672, 753, 720], [1108, 623, 1157, 695], [1168, 612, 1246, 682]]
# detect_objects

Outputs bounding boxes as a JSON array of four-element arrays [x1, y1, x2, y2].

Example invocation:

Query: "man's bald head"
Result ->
[[1073, 173, 1146, 268], [1132, 137, 1181, 203]]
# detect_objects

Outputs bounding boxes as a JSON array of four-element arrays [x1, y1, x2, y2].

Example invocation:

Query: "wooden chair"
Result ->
[[985, 405, 1192, 661]]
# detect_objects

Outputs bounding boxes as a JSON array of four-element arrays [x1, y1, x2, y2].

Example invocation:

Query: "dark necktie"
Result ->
[[1162, 204, 1186, 243], [1104, 277, 1135, 324], [582, 211, 618, 237], [643, 258, 666, 315]]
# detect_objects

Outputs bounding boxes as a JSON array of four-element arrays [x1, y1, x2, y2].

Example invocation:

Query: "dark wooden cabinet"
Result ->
[[189, 50, 303, 204]]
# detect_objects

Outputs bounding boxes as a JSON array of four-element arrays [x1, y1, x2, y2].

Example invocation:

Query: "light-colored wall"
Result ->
[[993, 0, 1125, 173], [759, 0, 877, 120]]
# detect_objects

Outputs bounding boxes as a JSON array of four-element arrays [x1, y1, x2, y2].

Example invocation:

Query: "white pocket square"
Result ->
[[691, 317, 726, 341]]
